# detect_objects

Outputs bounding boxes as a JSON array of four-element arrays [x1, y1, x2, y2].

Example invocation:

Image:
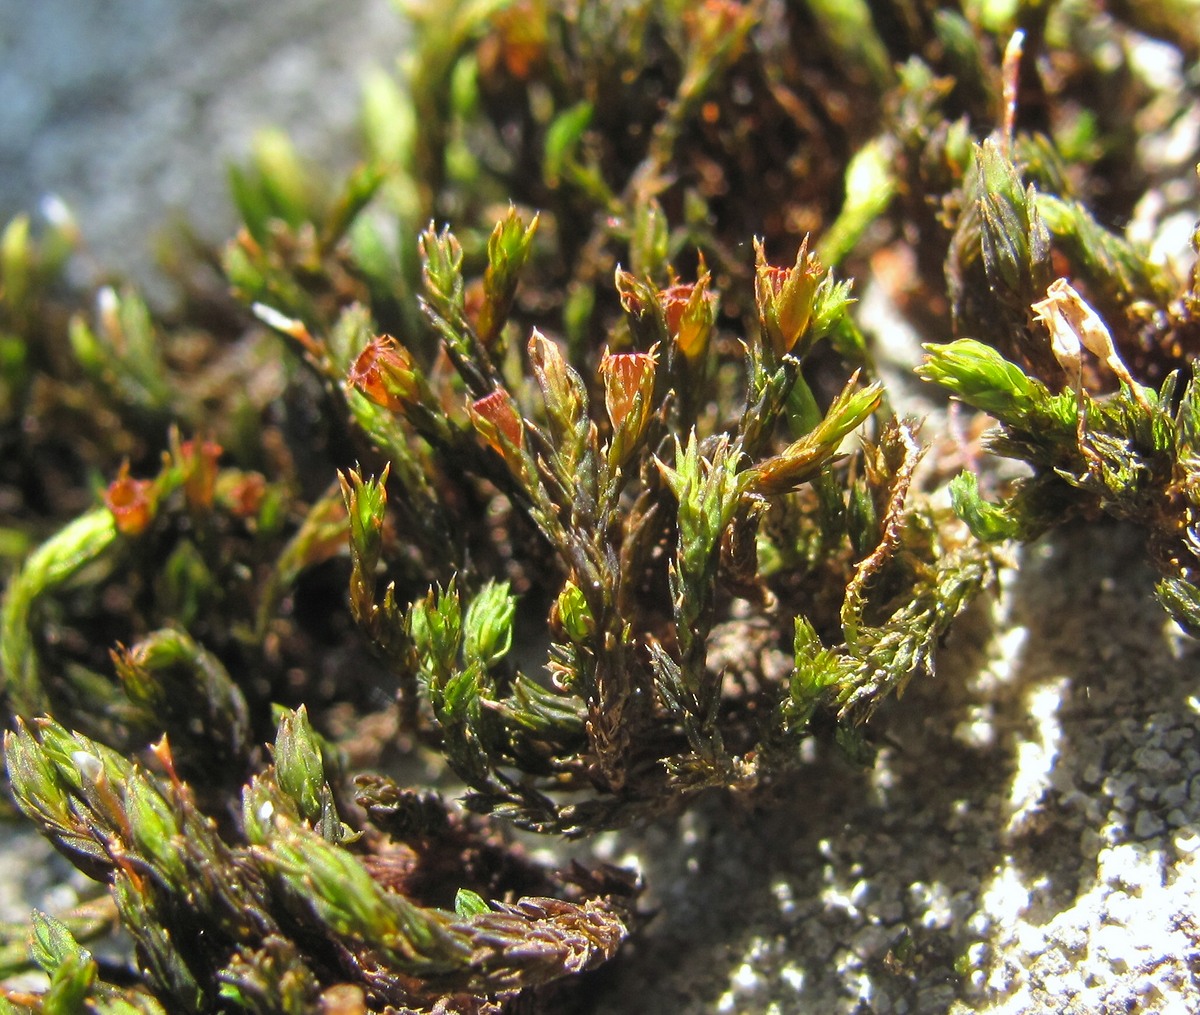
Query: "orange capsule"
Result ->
[[470, 389, 525, 455], [104, 462, 155, 536], [600, 350, 656, 429], [347, 336, 419, 413]]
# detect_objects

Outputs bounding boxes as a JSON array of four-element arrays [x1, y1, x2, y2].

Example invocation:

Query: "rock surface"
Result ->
[[0, 0, 409, 302], [3, 2, 1199, 1012], [582, 524, 1200, 1013]]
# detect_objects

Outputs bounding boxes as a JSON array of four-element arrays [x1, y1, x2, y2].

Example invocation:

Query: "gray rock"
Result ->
[[0, 0, 409, 303]]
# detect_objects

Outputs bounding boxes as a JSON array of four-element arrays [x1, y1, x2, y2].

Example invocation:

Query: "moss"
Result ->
[[2, 1, 1199, 1010]]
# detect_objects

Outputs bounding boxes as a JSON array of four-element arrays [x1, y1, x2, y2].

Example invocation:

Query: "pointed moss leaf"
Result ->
[[4, 723, 72, 826], [419, 223, 466, 326], [630, 195, 670, 280], [250, 129, 311, 229], [745, 377, 883, 495], [454, 889, 491, 919], [494, 674, 586, 738], [30, 911, 90, 975], [818, 138, 896, 267], [789, 617, 842, 726], [1, 508, 118, 718], [544, 101, 594, 187], [556, 581, 594, 643], [44, 948, 97, 1011], [918, 339, 1041, 422], [126, 773, 188, 885], [275, 706, 326, 824], [1177, 366, 1200, 460], [478, 208, 539, 345], [442, 664, 483, 721], [1157, 577, 1200, 639], [361, 66, 416, 166], [322, 161, 385, 250], [0, 214, 31, 312], [339, 468, 388, 568], [809, 275, 856, 340], [1036, 193, 1174, 306], [261, 823, 467, 969], [462, 580, 516, 668], [409, 580, 463, 687], [111, 873, 204, 1010], [216, 937, 322, 1015], [949, 472, 1021, 542]]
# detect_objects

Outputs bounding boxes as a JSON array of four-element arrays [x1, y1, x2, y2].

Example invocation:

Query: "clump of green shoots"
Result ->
[[923, 134, 1200, 635], [326, 210, 985, 832]]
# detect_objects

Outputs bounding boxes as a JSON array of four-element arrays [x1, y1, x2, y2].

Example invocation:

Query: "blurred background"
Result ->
[[0, 0, 409, 299]]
